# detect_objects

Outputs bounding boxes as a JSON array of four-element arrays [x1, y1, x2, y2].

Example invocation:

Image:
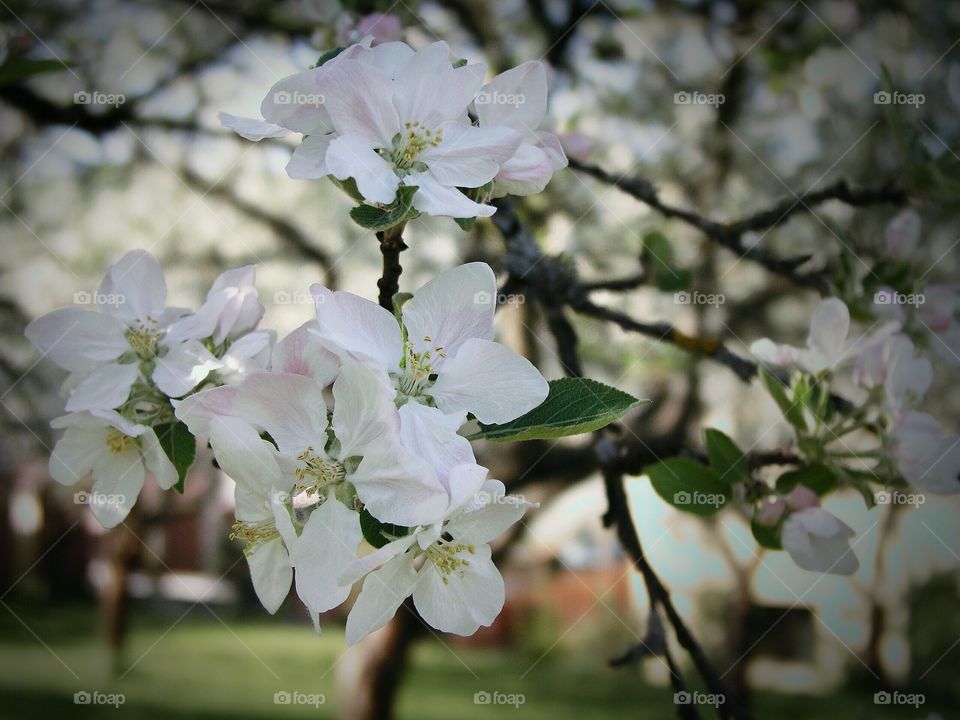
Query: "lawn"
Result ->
[[0, 601, 935, 719]]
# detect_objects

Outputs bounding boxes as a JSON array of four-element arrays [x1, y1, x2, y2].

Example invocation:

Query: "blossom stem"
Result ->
[[376, 224, 408, 311]]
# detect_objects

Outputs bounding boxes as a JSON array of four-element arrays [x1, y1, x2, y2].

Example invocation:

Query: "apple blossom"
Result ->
[[889, 411, 960, 495], [48, 409, 177, 528], [751, 297, 856, 373], [781, 506, 859, 575]]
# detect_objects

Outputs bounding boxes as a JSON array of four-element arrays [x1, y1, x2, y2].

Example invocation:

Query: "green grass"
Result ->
[[0, 601, 940, 719]]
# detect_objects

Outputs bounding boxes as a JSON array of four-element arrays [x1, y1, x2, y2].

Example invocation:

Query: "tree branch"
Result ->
[[376, 225, 407, 311]]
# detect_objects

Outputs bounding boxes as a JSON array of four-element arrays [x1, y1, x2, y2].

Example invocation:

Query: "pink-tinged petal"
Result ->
[[246, 538, 292, 615], [407, 171, 495, 219], [25, 308, 128, 371], [884, 335, 932, 407], [141, 428, 179, 490], [272, 322, 340, 385], [422, 123, 522, 188], [152, 340, 222, 398], [413, 543, 503, 635], [49, 426, 109, 486], [316, 60, 400, 146], [782, 508, 858, 575], [402, 262, 496, 359], [885, 209, 921, 260], [398, 403, 474, 481], [168, 265, 263, 345], [749, 338, 802, 368], [332, 363, 399, 458], [355, 13, 405, 46], [310, 285, 402, 371], [806, 298, 850, 368], [784, 485, 820, 510], [173, 384, 239, 437], [326, 135, 400, 205], [260, 68, 335, 135], [286, 133, 334, 179], [292, 498, 362, 628], [218, 112, 290, 141], [89, 447, 145, 528], [65, 361, 138, 412], [345, 552, 418, 645], [219, 330, 274, 383], [493, 142, 554, 196], [364, 41, 415, 76], [430, 338, 548, 424], [351, 442, 449, 526], [392, 42, 481, 126], [476, 61, 548, 131], [97, 250, 167, 323], [209, 416, 285, 516]]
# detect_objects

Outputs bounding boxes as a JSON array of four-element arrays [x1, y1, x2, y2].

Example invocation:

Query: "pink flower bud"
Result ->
[[756, 498, 786, 526], [785, 485, 820, 511]]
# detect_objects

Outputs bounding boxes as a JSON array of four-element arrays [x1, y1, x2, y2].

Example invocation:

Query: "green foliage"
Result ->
[[758, 366, 807, 431], [0, 57, 71, 85], [642, 231, 691, 292], [469, 378, 644, 442], [359, 507, 410, 549], [775, 462, 838, 496], [153, 421, 197, 493], [704, 428, 748, 485], [646, 458, 729, 516], [349, 185, 419, 231]]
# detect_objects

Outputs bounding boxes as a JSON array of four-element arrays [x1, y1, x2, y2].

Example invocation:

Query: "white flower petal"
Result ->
[[392, 42, 481, 126], [782, 508, 858, 575], [332, 363, 399, 458], [25, 308, 128, 371], [422, 123, 522, 188], [326, 135, 399, 205], [208, 416, 285, 515], [286, 133, 335, 179], [338, 534, 418, 586], [310, 285, 402, 371], [345, 553, 418, 646], [429, 338, 548, 424], [65, 362, 139, 412], [806, 298, 850, 369], [493, 142, 554, 196], [49, 426, 109, 486], [350, 442, 448, 527], [260, 68, 334, 135], [218, 112, 290, 141], [398, 403, 474, 481], [152, 340, 222, 398], [271, 322, 340, 385], [141, 428, 179, 490], [89, 447, 145, 528], [97, 249, 167, 323], [476, 61, 548, 132], [316, 59, 399, 146], [412, 543, 503, 635], [407, 171, 495, 219], [246, 538, 293, 615]]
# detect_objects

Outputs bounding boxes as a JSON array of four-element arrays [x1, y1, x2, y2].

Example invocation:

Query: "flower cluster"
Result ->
[[31, 252, 551, 641], [749, 291, 958, 574], [220, 39, 567, 223], [26, 250, 271, 527]]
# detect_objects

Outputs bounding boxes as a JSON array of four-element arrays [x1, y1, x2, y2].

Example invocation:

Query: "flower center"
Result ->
[[379, 121, 444, 175], [426, 541, 476, 584], [105, 429, 136, 454], [230, 520, 279, 556], [127, 319, 162, 358], [294, 447, 346, 495], [394, 337, 445, 404]]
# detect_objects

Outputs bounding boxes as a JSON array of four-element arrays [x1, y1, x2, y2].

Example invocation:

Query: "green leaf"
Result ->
[[704, 429, 747, 485], [758, 366, 807, 431], [359, 508, 410, 549], [314, 47, 345, 67], [0, 57, 72, 85], [646, 459, 728, 516], [775, 462, 837, 496], [349, 185, 419, 232], [154, 421, 197, 494], [642, 231, 690, 292], [454, 217, 476, 231], [468, 378, 645, 442], [751, 516, 782, 550]]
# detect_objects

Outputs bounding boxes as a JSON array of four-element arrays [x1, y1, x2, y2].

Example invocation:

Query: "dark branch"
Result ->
[[376, 225, 407, 311]]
